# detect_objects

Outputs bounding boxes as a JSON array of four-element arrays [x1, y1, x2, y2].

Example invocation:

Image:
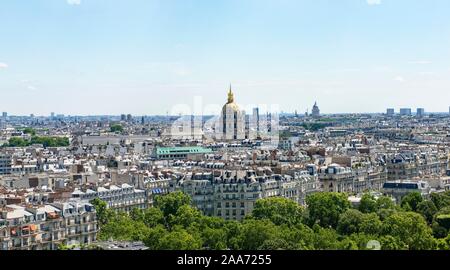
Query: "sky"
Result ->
[[1, 0, 450, 116]]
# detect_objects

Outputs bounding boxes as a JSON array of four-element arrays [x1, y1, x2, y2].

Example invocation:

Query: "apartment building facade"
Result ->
[[178, 170, 318, 221], [72, 183, 147, 212], [0, 153, 12, 175], [0, 201, 97, 250], [319, 164, 387, 194]]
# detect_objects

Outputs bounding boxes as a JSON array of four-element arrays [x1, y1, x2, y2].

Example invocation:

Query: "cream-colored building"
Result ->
[[218, 86, 246, 141]]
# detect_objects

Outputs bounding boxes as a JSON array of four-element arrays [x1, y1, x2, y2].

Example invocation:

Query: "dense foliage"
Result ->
[[22, 127, 36, 136], [300, 123, 331, 131], [110, 124, 124, 133], [3, 136, 70, 147], [92, 191, 450, 250]]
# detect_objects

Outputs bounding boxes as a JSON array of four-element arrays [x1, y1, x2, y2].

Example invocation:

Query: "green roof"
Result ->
[[156, 146, 213, 155]]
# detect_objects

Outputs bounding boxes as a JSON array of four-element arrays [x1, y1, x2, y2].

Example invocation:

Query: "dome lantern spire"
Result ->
[[227, 84, 234, 103]]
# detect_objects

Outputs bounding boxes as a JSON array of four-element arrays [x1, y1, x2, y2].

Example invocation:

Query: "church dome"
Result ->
[[222, 86, 240, 112]]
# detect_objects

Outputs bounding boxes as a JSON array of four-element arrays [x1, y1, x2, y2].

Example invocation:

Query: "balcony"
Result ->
[[68, 231, 82, 236]]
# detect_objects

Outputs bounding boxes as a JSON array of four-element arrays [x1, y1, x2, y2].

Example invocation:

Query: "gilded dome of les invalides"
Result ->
[[222, 85, 240, 112]]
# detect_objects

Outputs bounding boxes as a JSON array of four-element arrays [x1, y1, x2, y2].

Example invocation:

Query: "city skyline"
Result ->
[[1, 0, 450, 115], [2, 0, 450, 255]]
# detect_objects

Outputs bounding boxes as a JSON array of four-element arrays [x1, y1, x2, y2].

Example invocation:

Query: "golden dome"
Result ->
[[223, 102, 240, 112], [223, 85, 240, 112]]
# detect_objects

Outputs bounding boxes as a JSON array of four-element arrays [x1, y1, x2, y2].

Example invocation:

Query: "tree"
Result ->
[[170, 205, 202, 228], [306, 192, 351, 229], [347, 233, 381, 250], [223, 220, 242, 250], [432, 222, 448, 239], [130, 208, 145, 222], [312, 225, 341, 250], [379, 235, 408, 250], [381, 212, 435, 250], [431, 191, 450, 210], [110, 124, 124, 133], [279, 224, 315, 250], [359, 213, 382, 236], [29, 136, 69, 147], [98, 212, 151, 241], [375, 196, 396, 211], [417, 200, 438, 224], [377, 208, 397, 221], [400, 192, 423, 212], [359, 193, 377, 213], [259, 238, 297, 250], [198, 215, 226, 231], [158, 228, 202, 250], [435, 214, 450, 231], [142, 207, 165, 228], [91, 198, 114, 226], [337, 209, 364, 235], [143, 225, 168, 250], [202, 227, 227, 250], [338, 237, 359, 250], [436, 234, 450, 250], [154, 191, 192, 218], [237, 219, 279, 250], [252, 197, 303, 226], [23, 127, 36, 136], [5, 137, 29, 147]]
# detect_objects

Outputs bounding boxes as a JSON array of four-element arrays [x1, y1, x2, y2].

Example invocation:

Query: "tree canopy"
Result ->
[[110, 124, 124, 133], [90, 191, 450, 251], [4, 136, 70, 148]]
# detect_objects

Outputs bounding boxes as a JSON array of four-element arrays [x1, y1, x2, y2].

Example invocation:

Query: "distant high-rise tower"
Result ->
[[312, 102, 320, 118], [400, 108, 412, 116], [121, 114, 126, 121], [127, 114, 133, 122], [416, 108, 425, 117], [252, 107, 260, 138], [1, 112, 7, 118], [386, 108, 395, 116]]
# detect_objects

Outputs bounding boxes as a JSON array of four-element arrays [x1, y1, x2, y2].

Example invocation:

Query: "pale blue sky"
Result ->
[[1, 0, 450, 115]]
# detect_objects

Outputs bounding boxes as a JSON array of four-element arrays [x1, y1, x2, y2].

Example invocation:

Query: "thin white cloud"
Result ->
[[21, 79, 39, 91], [67, 0, 81, 5], [408, 60, 432, 65], [367, 0, 381, 5], [0, 63, 8, 69], [372, 66, 393, 72], [394, 76, 405, 82], [418, 71, 434, 76], [331, 68, 361, 73]]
